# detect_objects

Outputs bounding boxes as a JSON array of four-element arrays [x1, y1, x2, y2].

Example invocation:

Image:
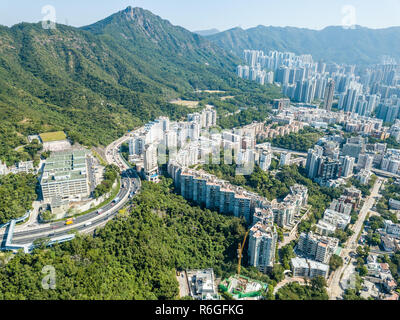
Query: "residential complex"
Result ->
[[298, 232, 339, 264]]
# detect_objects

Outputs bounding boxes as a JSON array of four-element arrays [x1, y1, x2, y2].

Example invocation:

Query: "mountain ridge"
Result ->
[[0, 6, 278, 165], [206, 24, 400, 65]]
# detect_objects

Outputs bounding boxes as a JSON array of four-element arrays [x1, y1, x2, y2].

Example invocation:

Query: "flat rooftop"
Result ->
[[39, 131, 67, 143]]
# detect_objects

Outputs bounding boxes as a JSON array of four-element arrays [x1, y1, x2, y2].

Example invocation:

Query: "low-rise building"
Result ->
[[316, 209, 351, 234], [384, 220, 400, 238], [315, 220, 337, 236], [186, 269, 219, 300], [389, 198, 400, 210]]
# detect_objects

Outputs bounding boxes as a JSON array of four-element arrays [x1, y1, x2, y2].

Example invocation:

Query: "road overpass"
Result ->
[[0, 132, 141, 253]]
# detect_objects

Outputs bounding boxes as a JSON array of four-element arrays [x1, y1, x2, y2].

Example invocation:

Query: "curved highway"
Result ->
[[2, 133, 139, 247]]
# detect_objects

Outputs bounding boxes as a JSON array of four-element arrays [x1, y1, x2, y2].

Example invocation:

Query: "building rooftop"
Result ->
[[41, 149, 88, 184], [39, 131, 67, 143], [291, 257, 309, 269]]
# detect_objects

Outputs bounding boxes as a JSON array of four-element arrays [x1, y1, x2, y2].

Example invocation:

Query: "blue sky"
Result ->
[[1, 0, 399, 31]]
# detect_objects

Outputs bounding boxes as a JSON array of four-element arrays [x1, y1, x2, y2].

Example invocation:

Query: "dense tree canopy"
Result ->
[[261, 127, 324, 152], [0, 173, 38, 224], [93, 165, 119, 199], [0, 178, 246, 299], [275, 277, 328, 300]]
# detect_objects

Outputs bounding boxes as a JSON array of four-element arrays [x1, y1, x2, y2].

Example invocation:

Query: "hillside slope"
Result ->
[[0, 7, 276, 165]]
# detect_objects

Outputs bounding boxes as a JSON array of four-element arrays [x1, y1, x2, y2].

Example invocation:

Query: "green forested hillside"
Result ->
[[0, 178, 246, 299], [0, 173, 38, 224], [0, 7, 279, 165]]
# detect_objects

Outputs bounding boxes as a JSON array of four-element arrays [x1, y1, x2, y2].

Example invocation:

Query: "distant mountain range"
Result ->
[[206, 25, 400, 65], [193, 28, 220, 36]]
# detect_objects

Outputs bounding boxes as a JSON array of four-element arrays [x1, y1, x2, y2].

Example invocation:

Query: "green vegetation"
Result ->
[[349, 175, 377, 197], [369, 136, 400, 150], [0, 173, 38, 224], [329, 254, 343, 272], [343, 288, 366, 300], [261, 127, 324, 152], [93, 165, 119, 199], [203, 158, 341, 233], [40, 210, 55, 223], [375, 178, 400, 223], [0, 7, 280, 166], [355, 246, 370, 277], [0, 178, 246, 299], [120, 143, 130, 165], [333, 228, 354, 246], [39, 131, 67, 143], [275, 276, 328, 300], [202, 155, 289, 201], [91, 149, 107, 167], [388, 252, 400, 285], [0, 127, 44, 166], [343, 272, 364, 300], [278, 242, 296, 270], [368, 215, 385, 231]]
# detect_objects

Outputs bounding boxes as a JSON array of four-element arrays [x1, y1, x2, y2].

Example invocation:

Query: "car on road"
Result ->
[[113, 197, 120, 204], [97, 209, 103, 215], [84, 222, 92, 227]]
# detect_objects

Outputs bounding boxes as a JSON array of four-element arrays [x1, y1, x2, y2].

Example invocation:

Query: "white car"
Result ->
[[84, 221, 92, 227]]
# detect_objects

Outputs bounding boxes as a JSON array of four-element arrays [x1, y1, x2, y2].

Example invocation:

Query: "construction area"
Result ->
[[219, 274, 268, 300]]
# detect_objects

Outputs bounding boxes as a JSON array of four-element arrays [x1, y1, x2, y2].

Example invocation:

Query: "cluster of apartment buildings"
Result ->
[[366, 256, 398, 295], [239, 50, 400, 126], [237, 50, 338, 108], [289, 231, 339, 279], [168, 163, 308, 274], [168, 163, 308, 229], [257, 121, 305, 141], [315, 188, 361, 236], [128, 106, 217, 182], [306, 141, 355, 187], [273, 103, 388, 139], [304, 132, 397, 186], [157, 106, 309, 275]]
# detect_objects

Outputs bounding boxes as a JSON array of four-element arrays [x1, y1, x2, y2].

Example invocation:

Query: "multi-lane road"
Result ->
[[1, 132, 140, 248], [327, 177, 384, 299]]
